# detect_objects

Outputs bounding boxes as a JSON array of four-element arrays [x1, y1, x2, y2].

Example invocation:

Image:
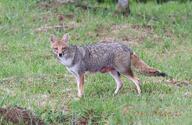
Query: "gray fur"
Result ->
[[58, 42, 133, 74]]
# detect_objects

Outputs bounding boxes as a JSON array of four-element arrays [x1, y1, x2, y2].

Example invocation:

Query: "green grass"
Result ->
[[0, 0, 192, 124]]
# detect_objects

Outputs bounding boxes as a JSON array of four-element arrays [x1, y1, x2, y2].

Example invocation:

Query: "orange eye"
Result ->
[[62, 48, 66, 51]]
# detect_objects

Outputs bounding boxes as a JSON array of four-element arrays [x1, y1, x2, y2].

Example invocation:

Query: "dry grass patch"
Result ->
[[95, 24, 162, 45]]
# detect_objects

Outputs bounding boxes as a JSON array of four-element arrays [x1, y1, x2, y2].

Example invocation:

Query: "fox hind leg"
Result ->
[[110, 70, 123, 95], [123, 69, 141, 95]]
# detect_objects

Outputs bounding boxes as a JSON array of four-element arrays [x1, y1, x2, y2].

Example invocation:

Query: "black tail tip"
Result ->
[[156, 71, 168, 77]]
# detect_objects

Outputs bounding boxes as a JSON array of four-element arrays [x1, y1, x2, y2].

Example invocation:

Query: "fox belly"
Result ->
[[100, 66, 115, 73]]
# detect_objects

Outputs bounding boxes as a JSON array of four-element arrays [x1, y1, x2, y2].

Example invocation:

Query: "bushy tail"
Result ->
[[130, 53, 167, 77]]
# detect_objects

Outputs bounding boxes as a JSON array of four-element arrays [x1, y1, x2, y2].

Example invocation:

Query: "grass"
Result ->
[[0, 0, 192, 124]]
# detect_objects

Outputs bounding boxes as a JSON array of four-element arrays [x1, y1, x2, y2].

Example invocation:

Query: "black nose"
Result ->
[[59, 53, 62, 57]]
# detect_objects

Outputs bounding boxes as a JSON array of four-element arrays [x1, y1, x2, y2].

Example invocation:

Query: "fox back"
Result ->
[[82, 42, 133, 73]]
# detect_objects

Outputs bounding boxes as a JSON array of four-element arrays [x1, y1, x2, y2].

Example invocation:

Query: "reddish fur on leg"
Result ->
[[79, 74, 84, 97]]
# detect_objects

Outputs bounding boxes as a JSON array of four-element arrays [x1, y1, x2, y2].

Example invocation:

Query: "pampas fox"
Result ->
[[50, 34, 167, 97]]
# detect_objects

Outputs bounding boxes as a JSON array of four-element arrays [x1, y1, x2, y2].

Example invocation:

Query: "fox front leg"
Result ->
[[74, 73, 84, 98]]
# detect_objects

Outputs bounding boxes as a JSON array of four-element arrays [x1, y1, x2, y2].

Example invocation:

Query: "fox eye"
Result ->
[[62, 48, 66, 51]]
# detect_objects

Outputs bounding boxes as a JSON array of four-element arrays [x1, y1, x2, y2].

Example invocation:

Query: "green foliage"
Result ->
[[0, 0, 192, 124]]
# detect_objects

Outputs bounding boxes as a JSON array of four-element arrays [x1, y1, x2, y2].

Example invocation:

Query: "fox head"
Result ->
[[50, 34, 68, 57]]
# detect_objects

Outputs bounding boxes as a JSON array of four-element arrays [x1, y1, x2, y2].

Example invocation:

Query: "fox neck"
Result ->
[[58, 45, 80, 67]]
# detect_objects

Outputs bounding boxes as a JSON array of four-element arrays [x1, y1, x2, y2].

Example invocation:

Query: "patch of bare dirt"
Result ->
[[37, 0, 99, 14], [96, 24, 162, 45], [0, 106, 45, 125], [153, 109, 181, 117], [37, 1, 60, 9], [40, 13, 74, 24], [37, 0, 74, 9], [99, 24, 175, 46]]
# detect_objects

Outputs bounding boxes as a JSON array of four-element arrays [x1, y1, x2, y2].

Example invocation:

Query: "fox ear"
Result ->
[[62, 34, 68, 43], [50, 35, 57, 43]]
